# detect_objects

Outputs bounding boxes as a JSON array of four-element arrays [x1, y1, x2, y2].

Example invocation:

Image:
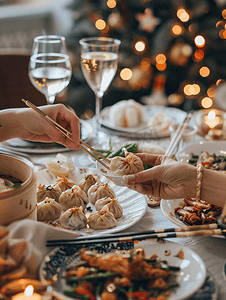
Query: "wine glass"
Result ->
[[29, 35, 72, 105], [79, 37, 121, 136]]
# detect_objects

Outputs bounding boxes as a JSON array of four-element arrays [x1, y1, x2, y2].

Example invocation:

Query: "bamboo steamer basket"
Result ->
[[0, 154, 37, 225]]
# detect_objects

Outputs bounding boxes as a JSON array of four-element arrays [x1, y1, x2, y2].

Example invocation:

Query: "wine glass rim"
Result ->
[[30, 53, 70, 63], [34, 35, 66, 43], [79, 37, 121, 47]]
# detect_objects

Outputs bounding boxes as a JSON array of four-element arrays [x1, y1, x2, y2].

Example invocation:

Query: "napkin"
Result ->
[[5, 219, 80, 280]]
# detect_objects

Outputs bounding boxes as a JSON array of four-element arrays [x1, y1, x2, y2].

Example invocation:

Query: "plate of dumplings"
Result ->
[[99, 101, 187, 138], [36, 166, 147, 236]]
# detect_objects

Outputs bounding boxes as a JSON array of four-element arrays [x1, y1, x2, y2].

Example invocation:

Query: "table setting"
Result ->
[[1, 33, 226, 300]]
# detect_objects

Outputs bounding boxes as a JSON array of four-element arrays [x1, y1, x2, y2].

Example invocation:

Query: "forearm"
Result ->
[[0, 108, 22, 142], [201, 168, 226, 207]]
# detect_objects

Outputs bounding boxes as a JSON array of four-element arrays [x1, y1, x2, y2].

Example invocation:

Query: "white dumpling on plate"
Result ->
[[87, 182, 116, 204], [102, 199, 123, 219], [87, 209, 117, 230], [110, 152, 144, 176], [53, 175, 75, 193], [109, 99, 145, 128], [59, 185, 89, 211], [37, 197, 62, 221], [78, 174, 99, 195], [60, 206, 87, 229], [37, 183, 62, 203]]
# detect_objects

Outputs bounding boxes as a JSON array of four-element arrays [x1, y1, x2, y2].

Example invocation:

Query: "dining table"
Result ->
[[1, 115, 226, 300]]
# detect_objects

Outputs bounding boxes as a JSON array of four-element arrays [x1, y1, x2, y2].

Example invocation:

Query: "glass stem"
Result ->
[[95, 91, 103, 133], [46, 95, 56, 105]]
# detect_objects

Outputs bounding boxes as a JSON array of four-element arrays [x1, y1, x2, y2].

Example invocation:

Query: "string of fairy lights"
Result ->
[[80, 1, 226, 110]]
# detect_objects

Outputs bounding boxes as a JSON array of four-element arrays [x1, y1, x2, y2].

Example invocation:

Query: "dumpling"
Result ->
[[54, 175, 75, 192], [78, 174, 99, 195], [102, 199, 123, 219], [109, 99, 145, 128], [87, 182, 116, 204], [37, 197, 62, 221], [37, 183, 62, 203], [59, 185, 89, 211], [95, 197, 113, 211], [87, 209, 117, 230], [110, 152, 144, 176], [60, 206, 87, 229]]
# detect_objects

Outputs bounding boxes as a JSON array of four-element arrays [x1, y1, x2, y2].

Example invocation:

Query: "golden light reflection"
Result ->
[[120, 68, 132, 80], [95, 19, 106, 30], [201, 97, 213, 108], [135, 41, 145, 52], [107, 0, 117, 9], [199, 66, 210, 77], [194, 35, 205, 47]]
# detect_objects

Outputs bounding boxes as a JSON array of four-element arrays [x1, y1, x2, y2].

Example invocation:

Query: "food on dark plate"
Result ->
[[175, 198, 222, 225]]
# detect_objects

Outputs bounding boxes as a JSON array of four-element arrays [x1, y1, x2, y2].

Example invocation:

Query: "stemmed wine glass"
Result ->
[[29, 35, 72, 105], [79, 37, 121, 135]]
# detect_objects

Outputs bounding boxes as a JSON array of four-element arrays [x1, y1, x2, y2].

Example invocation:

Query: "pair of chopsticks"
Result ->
[[22, 99, 110, 170], [165, 111, 193, 157], [46, 223, 226, 247]]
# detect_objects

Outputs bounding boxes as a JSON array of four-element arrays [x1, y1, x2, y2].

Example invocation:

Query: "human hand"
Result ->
[[19, 104, 80, 150], [123, 153, 197, 199]]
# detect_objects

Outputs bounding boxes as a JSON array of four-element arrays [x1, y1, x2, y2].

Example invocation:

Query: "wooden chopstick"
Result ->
[[46, 223, 225, 247], [22, 99, 110, 169], [165, 111, 193, 157]]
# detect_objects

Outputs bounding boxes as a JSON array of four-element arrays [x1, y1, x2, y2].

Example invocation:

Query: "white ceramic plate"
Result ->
[[36, 167, 147, 236], [1, 120, 93, 154], [40, 239, 206, 300], [177, 140, 226, 163], [99, 105, 186, 138]]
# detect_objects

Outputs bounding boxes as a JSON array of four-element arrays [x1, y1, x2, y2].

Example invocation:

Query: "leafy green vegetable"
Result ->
[[10, 184, 21, 189]]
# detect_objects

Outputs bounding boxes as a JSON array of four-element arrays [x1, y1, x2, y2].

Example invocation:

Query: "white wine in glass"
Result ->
[[29, 35, 72, 105], [79, 37, 121, 135]]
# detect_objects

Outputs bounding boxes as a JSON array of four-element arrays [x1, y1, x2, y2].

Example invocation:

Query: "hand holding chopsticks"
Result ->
[[46, 223, 226, 247], [22, 99, 110, 169]]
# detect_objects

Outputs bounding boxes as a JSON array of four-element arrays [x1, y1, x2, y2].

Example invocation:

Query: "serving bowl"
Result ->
[[0, 154, 37, 225]]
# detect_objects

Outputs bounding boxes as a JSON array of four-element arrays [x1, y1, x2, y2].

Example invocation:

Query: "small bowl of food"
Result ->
[[96, 152, 144, 186], [0, 154, 37, 225]]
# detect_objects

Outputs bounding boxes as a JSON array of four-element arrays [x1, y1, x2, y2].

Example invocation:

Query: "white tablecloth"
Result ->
[[3, 129, 226, 300]]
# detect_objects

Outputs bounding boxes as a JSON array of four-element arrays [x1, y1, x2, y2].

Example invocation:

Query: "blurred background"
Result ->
[[0, 0, 226, 119]]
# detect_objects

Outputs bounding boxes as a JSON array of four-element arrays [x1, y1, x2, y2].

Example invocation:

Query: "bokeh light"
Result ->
[[135, 41, 146, 52], [120, 68, 132, 80], [222, 9, 226, 19], [199, 66, 210, 77], [140, 58, 151, 71], [194, 35, 205, 47], [156, 62, 167, 71], [168, 93, 184, 105], [155, 54, 166, 64], [172, 24, 183, 35], [216, 79, 224, 86], [177, 8, 190, 22], [201, 97, 213, 108], [194, 49, 204, 61], [207, 87, 217, 98], [95, 19, 106, 30], [107, 0, 117, 9], [184, 84, 200, 96]]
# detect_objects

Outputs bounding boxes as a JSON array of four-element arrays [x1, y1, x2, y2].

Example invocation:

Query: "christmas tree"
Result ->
[[64, 0, 226, 117]]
